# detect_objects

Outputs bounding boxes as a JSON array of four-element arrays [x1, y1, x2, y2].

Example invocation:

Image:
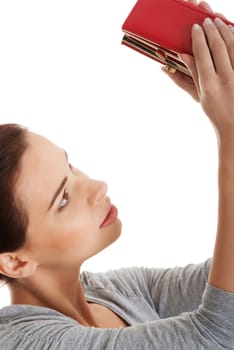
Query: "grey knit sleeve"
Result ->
[[17, 284, 233, 349], [143, 259, 212, 318], [1, 260, 234, 349]]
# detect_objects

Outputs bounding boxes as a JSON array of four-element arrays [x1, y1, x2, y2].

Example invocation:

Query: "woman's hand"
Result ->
[[165, 2, 234, 294], [162, 0, 215, 102], [187, 18, 234, 141], [163, 0, 234, 141]]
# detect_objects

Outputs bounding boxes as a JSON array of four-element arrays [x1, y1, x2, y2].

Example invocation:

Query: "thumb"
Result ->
[[161, 64, 199, 102], [179, 54, 200, 95]]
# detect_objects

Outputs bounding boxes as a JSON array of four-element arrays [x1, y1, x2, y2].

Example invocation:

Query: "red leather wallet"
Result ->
[[121, 0, 233, 76]]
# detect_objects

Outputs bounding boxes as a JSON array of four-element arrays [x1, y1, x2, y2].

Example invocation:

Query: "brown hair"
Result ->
[[0, 124, 28, 284]]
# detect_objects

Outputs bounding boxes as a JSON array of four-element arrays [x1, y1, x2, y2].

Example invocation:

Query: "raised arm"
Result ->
[[195, 22, 234, 293], [164, 2, 234, 293]]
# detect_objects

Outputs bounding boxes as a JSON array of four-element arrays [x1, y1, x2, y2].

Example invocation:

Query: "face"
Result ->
[[15, 132, 122, 271]]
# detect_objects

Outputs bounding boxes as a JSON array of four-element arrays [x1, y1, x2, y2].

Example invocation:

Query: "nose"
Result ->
[[86, 178, 108, 206]]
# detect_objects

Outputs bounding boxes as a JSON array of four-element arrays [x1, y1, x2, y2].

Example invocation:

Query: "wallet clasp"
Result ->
[[122, 33, 191, 77]]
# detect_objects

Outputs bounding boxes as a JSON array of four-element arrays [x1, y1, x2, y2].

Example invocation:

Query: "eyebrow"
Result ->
[[64, 150, 68, 162], [48, 176, 68, 211], [47, 150, 69, 211]]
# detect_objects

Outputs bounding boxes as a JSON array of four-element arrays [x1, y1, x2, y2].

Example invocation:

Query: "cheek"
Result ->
[[53, 212, 97, 250], [26, 206, 121, 266], [51, 215, 101, 264], [27, 211, 93, 252]]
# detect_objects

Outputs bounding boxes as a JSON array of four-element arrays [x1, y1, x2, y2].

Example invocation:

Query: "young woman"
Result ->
[[0, 1, 234, 349]]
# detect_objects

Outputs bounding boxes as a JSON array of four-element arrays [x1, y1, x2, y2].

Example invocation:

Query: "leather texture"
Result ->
[[121, 0, 233, 61]]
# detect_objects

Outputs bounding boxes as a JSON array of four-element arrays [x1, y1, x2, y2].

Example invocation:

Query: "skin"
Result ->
[[165, 1, 234, 292], [0, 132, 123, 327], [0, 0, 234, 328]]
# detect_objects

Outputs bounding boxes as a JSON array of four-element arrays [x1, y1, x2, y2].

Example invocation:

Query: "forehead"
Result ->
[[21, 131, 62, 174], [15, 132, 65, 214]]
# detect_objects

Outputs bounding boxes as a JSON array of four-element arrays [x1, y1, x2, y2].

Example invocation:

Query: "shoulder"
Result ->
[[80, 259, 212, 298], [80, 267, 149, 297], [0, 304, 122, 350], [0, 304, 79, 349]]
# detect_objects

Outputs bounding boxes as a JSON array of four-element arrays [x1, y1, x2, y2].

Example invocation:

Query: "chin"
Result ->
[[84, 220, 122, 263], [113, 218, 122, 240], [102, 218, 122, 247]]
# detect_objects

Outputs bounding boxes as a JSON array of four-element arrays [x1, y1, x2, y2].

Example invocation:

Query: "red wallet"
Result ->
[[121, 0, 234, 76]]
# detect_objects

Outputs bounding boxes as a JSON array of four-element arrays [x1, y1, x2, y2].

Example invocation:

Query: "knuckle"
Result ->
[[223, 76, 234, 91], [202, 78, 217, 96]]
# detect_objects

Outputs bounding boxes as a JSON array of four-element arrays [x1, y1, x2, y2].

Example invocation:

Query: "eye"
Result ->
[[58, 189, 69, 211]]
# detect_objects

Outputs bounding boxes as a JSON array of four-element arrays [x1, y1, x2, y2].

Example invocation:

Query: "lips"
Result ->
[[100, 205, 118, 228]]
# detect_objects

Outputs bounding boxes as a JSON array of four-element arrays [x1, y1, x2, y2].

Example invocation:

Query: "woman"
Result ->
[[0, 1, 234, 349]]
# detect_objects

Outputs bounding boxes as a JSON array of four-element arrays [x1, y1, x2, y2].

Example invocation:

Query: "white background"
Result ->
[[0, 0, 232, 307]]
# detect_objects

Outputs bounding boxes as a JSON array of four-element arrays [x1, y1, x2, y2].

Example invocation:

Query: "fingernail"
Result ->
[[162, 65, 177, 74], [177, 53, 182, 61], [193, 23, 201, 31], [214, 17, 225, 26], [228, 25, 234, 34], [203, 17, 213, 25], [178, 53, 187, 62]]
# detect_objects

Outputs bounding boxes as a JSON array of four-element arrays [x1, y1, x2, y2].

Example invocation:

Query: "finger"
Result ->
[[202, 18, 233, 76], [161, 66, 199, 101], [214, 12, 228, 21], [214, 18, 234, 70], [199, 2, 228, 21], [191, 23, 216, 81], [186, 0, 198, 6], [180, 54, 200, 94], [198, 1, 214, 14], [190, 0, 228, 22], [228, 25, 234, 35], [187, 0, 227, 22]]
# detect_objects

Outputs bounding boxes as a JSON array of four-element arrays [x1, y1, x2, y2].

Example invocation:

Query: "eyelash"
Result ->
[[58, 188, 69, 211], [57, 163, 73, 211]]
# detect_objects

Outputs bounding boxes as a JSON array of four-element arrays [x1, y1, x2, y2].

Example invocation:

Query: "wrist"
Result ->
[[218, 135, 234, 159]]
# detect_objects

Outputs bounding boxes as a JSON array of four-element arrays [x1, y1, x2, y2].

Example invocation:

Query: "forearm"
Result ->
[[209, 139, 234, 293]]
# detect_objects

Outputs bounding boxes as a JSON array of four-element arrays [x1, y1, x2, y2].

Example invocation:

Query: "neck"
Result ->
[[9, 266, 98, 327]]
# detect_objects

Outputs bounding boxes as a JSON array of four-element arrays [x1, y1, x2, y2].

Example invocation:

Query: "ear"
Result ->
[[0, 253, 37, 279]]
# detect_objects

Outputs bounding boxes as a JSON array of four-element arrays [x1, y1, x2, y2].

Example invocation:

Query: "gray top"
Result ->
[[0, 259, 234, 349]]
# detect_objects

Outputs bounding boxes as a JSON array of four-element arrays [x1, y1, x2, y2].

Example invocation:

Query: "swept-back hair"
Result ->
[[0, 124, 28, 284]]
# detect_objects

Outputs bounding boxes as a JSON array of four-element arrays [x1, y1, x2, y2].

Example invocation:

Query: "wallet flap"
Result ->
[[122, 0, 234, 55]]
